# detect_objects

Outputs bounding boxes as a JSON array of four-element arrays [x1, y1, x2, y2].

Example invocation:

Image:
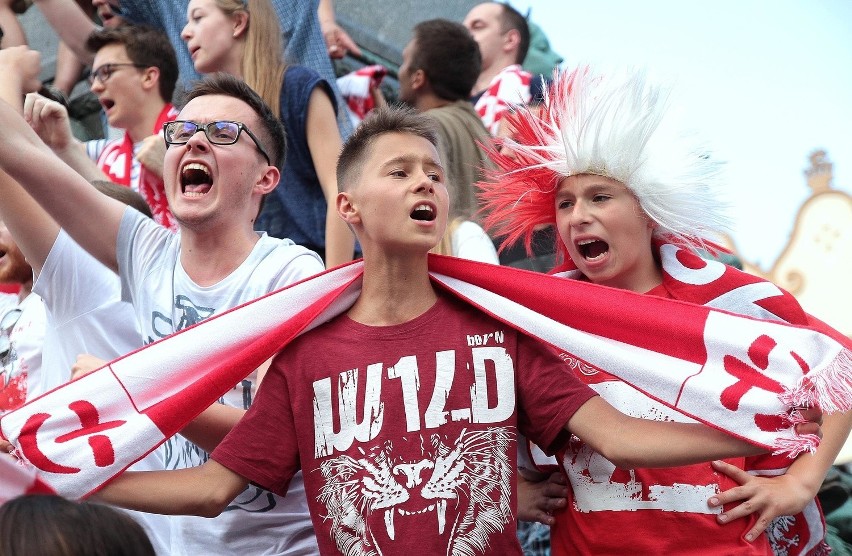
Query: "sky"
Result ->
[[511, 0, 852, 270]]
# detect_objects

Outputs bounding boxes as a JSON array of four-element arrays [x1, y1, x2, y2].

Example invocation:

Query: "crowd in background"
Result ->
[[0, 2, 851, 556]]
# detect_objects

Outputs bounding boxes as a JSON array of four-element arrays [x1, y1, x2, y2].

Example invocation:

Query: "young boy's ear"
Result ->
[[337, 191, 360, 226]]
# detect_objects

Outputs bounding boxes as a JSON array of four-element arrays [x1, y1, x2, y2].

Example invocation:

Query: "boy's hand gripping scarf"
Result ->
[[0, 256, 849, 498]]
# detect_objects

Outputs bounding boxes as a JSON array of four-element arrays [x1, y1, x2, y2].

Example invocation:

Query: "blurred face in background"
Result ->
[[0, 220, 32, 286], [463, 2, 507, 71], [181, 0, 245, 75], [89, 43, 148, 130], [91, 0, 126, 28]]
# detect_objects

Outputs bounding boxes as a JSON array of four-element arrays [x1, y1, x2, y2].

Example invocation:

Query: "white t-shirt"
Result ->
[[0, 292, 46, 415], [117, 208, 324, 555], [32, 229, 172, 555], [452, 220, 499, 264]]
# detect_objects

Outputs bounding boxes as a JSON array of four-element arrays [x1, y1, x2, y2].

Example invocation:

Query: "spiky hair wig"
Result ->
[[478, 67, 728, 267]]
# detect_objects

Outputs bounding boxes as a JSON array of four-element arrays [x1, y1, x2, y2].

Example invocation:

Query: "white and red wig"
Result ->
[[478, 67, 728, 268]]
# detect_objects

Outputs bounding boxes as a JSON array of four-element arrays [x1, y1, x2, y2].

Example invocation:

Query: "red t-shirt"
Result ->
[[213, 294, 595, 556], [549, 283, 773, 556]]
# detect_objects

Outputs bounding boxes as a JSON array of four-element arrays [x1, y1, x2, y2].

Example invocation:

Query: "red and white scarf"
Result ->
[[96, 104, 178, 232], [474, 64, 534, 135], [1, 254, 850, 498], [0, 456, 55, 503], [336, 65, 387, 125], [553, 241, 837, 555]]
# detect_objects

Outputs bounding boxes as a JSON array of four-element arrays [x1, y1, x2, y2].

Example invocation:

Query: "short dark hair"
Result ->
[[86, 25, 179, 103], [181, 73, 287, 173], [498, 3, 530, 64], [411, 19, 481, 102], [0, 494, 155, 556], [337, 105, 439, 191], [90, 180, 154, 218]]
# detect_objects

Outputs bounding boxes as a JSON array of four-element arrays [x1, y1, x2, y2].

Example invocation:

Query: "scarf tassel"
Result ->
[[772, 433, 822, 458], [780, 348, 852, 414]]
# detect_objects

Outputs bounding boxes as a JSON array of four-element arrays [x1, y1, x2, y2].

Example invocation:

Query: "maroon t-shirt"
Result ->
[[213, 294, 595, 555]]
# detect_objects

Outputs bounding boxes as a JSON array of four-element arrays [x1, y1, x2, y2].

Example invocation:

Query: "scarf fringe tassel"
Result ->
[[772, 433, 821, 458], [780, 348, 852, 413]]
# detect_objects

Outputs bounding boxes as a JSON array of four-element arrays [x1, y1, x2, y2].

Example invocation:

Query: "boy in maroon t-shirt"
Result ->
[[95, 107, 768, 555]]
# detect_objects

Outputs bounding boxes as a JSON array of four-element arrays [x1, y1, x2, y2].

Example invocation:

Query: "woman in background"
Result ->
[[181, 0, 354, 267]]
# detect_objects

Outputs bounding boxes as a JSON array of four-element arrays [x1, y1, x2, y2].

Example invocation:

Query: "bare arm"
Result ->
[[23, 92, 111, 183], [178, 403, 248, 454], [0, 92, 124, 271], [317, 0, 361, 59], [32, 0, 98, 65], [94, 459, 248, 517], [178, 357, 274, 452], [567, 396, 765, 469], [709, 409, 852, 541], [305, 87, 355, 268], [0, 48, 60, 276], [0, 0, 28, 48]]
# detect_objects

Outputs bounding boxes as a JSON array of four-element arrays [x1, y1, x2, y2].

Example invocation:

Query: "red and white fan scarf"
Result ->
[[551, 241, 840, 555], [474, 64, 533, 135], [336, 65, 387, 124], [96, 104, 178, 232], [1, 253, 850, 498], [0, 456, 55, 503]]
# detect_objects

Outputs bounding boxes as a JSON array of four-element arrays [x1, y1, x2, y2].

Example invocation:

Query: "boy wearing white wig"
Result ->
[[480, 67, 850, 555]]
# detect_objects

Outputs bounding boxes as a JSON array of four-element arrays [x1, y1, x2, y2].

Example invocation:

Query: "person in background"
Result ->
[[430, 217, 499, 264], [0, 220, 45, 416], [463, 1, 545, 136], [24, 26, 180, 230], [0, 0, 28, 49], [0, 494, 156, 556], [32, 0, 356, 135], [0, 45, 172, 553], [0, 72, 325, 554], [395, 18, 492, 223], [180, 0, 354, 266], [479, 66, 850, 556]]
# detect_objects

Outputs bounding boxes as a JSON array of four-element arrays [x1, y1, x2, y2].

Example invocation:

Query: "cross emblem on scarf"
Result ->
[[18, 400, 126, 474]]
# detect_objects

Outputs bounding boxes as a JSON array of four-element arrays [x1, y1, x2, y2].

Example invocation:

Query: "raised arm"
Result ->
[[32, 0, 99, 65], [23, 92, 111, 183], [0, 48, 60, 276], [566, 396, 765, 469], [0, 59, 124, 271], [317, 0, 361, 59], [305, 86, 354, 268], [94, 459, 248, 517]]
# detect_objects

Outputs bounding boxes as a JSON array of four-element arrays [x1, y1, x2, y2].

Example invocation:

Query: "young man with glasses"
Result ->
[[25, 25, 181, 230], [0, 71, 324, 553]]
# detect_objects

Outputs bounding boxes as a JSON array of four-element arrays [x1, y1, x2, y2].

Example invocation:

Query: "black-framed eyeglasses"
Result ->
[[88, 63, 147, 85], [163, 120, 272, 165]]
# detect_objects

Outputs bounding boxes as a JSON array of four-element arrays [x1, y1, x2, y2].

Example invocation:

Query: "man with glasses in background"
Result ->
[[25, 25, 180, 230], [0, 69, 324, 553]]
